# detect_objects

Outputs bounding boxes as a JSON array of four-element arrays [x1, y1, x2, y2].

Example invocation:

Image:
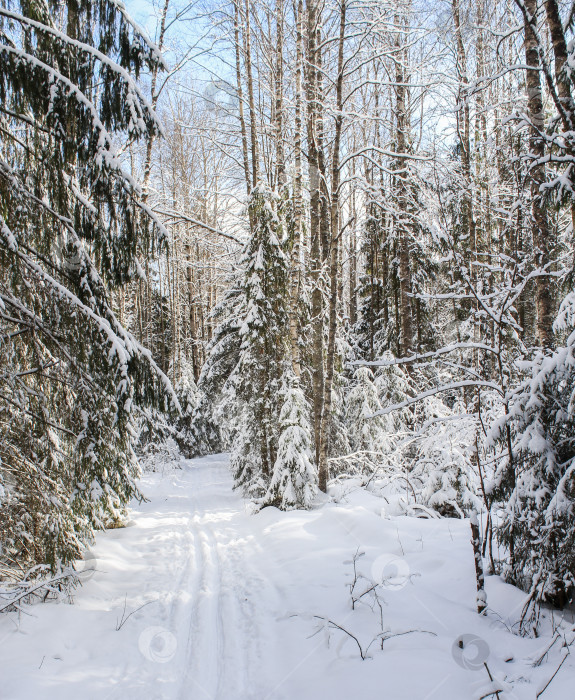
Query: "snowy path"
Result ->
[[1, 454, 573, 700]]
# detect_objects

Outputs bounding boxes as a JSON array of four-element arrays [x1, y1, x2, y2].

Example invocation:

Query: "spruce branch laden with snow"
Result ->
[[0, 0, 176, 578]]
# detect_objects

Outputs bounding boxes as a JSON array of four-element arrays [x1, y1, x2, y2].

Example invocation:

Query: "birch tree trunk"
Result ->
[[318, 0, 347, 493], [452, 0, 476, 269], [305, 0, 325, 469], [234, 0, 252, 196], [349, 156, 357, 327], [289, 0, 305, 378], [244, 0, 259, 188], [274, 0, 286, 189], [544, 0, 575, 129]]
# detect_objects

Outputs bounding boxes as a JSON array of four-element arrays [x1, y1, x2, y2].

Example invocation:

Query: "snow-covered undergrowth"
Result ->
[[0, 566, 77, 616], [137, 431, 184, 474], [0, 454, 573, 700]]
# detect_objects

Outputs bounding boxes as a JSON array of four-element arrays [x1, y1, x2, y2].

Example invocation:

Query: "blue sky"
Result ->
[[125, 0, 158, 39], [124, 0, 235, 100]]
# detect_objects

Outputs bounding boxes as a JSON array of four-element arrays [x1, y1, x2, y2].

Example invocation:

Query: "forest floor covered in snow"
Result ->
[[1, 454, 574, 700]]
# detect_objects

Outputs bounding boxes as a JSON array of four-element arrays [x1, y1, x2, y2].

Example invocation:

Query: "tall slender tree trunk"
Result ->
[[142, 0, 170, 201], [135, 0, 170, 356], [289, 0, 305, 378], [544, 0, 575, 129], [540, 0, 575, 345], [394, 12, 413, 357], [349, 156, 357, 327], [305, 0, 324, 469], [522, 0, 553, 347], [452, 0, 476, 266], [185, 243, 201, 382], [244, 0, 259, 188], [274, 0, 286, 189], [234, 0, 251, 196], [318, 0, 346, 493]]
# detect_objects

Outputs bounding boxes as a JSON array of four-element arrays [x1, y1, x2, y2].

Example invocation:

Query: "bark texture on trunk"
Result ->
[[289, 0, 304, 378], [317, 0, 346, 493], [523, 0, 553, 348], [394, 12, 413, 357], [305, 0, 325, 470], [244, 0, 259, 189], [274, 0, 286, 189], [234, 0, 252, 197], [470, 512, 487, 614]]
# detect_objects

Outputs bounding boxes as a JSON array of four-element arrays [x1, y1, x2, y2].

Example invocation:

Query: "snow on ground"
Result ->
[[1, 454, 574, 700]]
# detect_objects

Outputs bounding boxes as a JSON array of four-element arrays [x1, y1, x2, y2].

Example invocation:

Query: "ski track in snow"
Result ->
[[160, 457, 272, 700], [1, 454, 574, 700]]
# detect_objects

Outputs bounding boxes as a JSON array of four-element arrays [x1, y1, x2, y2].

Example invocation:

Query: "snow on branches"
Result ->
[[0, 0, 175, 578]]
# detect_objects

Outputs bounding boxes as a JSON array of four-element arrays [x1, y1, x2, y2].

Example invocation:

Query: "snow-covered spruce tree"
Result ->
[[0, 2, 174, 575], [202, 186, 317, 507], [353, 189, 437, 361], [173, 358, 201, 458], [408, 399, 479, 518], [354, 210, 388, 362], [229, 185, 290, 496], [197, 284, 245, 453], [328, 351, 352, 460], [372, 352, 417, 433], [345, 367, 389, 454], [262, 374, 317, 509], [346, 350, 416, 459], [492, 293, 575, 617], [345, 343, 480, 518], [136, 358, 200, 469]]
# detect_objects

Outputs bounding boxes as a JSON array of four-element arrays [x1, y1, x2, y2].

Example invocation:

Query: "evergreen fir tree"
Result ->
[[174, 358, 201, 458], [354, 210, 388, 361], [409, 406, 478, 518], [492, 292, 575, 619], [328, 362, 353, 459], [200, 185, 317, 507], [0, 1, 174, 574], [229, 185, 289, 495], [198, 284, 245, 453], [345, 367, 389, 454], [263, 375, 317, 509], [353, 199, 436, 362]]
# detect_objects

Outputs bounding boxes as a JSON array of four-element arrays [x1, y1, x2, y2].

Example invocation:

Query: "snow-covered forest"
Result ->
[[2, 0, 575, 697]]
